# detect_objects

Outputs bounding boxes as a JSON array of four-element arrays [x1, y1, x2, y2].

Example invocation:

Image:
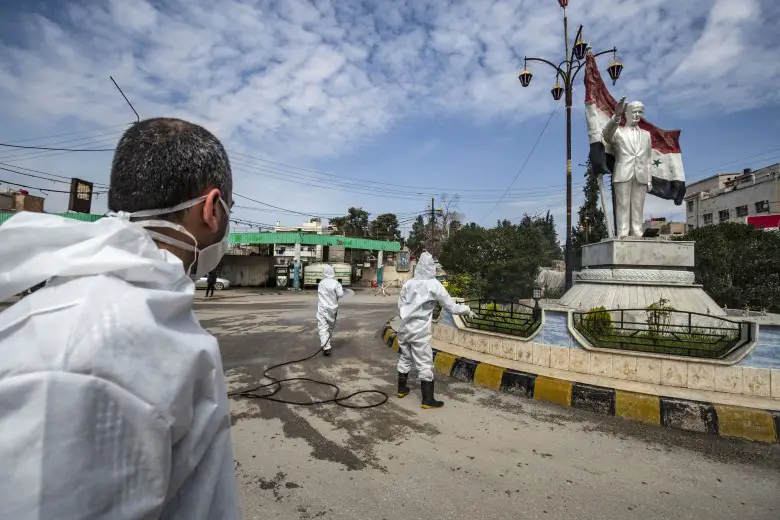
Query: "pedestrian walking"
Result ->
[[0, 117, 240, 519], [206, 269, 218, 297]]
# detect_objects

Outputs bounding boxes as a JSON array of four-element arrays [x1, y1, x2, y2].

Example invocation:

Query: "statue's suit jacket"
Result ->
[[603, 117, 652, 184]]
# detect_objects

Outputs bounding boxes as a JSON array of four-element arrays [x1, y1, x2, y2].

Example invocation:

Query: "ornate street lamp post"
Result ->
[[518, 0, 623, 291]]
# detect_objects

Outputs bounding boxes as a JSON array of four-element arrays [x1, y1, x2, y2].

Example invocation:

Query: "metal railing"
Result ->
[[460, 299, 541, 338], [572, 308, 751, 359]]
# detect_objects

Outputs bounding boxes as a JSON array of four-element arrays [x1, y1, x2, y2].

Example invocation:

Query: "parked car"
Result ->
[[194, 276, 230, 290]]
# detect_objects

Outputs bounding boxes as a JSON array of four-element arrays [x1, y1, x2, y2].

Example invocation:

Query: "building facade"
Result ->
[[273, 219, 333, 264], [685, 163, 780, 230], [0, 189, 45, 213]]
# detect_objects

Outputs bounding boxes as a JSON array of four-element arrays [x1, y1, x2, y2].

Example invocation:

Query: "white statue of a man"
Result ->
[[603, 96, 653, 237]]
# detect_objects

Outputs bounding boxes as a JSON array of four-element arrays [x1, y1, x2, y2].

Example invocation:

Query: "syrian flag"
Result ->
[[584, 52, 686, 205]]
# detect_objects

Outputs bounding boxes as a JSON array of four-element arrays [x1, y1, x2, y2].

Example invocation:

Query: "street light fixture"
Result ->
[[572, 38, 588, 61], [607, 52, 624, 86], [532, 285, 542, 321], [518, 62, 533, 87], [551, 81, 564, 101], [517, 1, 621, 292]]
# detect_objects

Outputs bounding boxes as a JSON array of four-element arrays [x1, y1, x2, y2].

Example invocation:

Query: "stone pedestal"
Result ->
[[558, 238, 725, 316]]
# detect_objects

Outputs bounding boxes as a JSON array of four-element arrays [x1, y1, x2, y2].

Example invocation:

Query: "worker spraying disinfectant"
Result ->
[[396, 252, 476, 408], [317, 264, 344, 356]]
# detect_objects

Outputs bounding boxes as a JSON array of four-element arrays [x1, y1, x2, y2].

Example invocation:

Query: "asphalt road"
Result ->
[[197, 289, 780, 520]]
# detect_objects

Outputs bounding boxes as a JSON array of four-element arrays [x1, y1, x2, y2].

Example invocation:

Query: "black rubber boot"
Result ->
[[397, 372, 411, 398], [420, 380, 444, 409]]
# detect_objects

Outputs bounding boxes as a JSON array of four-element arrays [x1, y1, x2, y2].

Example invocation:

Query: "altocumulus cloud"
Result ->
[[0, 0, 778, 163]]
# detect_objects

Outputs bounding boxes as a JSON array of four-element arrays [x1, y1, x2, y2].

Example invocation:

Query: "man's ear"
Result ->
[[201, 188, 222, 233]]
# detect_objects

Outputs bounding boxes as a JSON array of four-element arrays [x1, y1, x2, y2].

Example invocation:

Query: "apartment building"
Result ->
[[685, 163, 780, 230], [642, 217, 686, 236]]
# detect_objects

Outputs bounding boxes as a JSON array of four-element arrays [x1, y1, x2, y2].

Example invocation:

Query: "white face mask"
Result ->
[[107, 195, 231, 280]]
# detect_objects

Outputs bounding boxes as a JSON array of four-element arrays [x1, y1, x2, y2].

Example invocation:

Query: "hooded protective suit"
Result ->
[[0, 212, 240, 520], [397, 253, 470, 381], [316, 265, 344, 351]]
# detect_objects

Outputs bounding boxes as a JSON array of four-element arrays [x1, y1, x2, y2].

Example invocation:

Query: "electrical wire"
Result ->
[[479, 101, 561, 224], [228, 149, 560, 194], [0, 166, 72, 184], [0, 142, 115, 152], [0, 163, 110, 188], [233, 192, 343, 218], [4, 124, 130, 144], [228, 318, 388, 408], [0, 179, 107, 195], [0, 135, 123, 163]]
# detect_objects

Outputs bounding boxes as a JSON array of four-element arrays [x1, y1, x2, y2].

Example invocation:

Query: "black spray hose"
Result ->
[[228, 312, 389, 409]]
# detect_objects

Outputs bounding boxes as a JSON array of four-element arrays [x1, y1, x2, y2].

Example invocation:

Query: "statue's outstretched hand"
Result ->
[[614, 96, 627, 120], [647, 180, 653, 193]]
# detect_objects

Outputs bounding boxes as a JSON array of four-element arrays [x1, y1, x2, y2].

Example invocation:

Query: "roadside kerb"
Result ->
[[381, 321, 779, 444]]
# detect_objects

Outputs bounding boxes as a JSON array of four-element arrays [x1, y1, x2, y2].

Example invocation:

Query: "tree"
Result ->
[[682, 223, 780, 312], [369, 213, 401, 241], [571, 160, 608, 270], [425, 195, 463, 258], [439, 214, 562, 301], [329, 207, 369, 237], [407, 215, 427, 255], [519, 211, 563, 260]]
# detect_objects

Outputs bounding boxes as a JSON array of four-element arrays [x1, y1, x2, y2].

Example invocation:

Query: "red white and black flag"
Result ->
[[584, 52, 686, 205]]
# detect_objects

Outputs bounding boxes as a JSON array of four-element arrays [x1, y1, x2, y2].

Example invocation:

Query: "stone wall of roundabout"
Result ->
[[380, 307, 780, 444]]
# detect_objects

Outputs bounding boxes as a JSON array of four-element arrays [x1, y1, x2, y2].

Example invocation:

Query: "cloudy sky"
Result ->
[[1, 0, 779, 239]]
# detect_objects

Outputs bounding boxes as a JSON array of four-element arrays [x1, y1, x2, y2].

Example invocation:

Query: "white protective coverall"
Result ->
[[0, 212, 240, 520], [397, 253, 470, 381], [317, 265, 344, 351]]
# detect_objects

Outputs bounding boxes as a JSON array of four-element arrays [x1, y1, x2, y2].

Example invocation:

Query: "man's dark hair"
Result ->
[[108, 118, 232, 216]]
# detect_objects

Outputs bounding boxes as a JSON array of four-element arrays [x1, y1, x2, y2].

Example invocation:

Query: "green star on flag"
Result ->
[[653, 159, 662, 167]]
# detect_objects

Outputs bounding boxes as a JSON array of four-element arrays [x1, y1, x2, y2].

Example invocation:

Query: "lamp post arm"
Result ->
[[592, 47, 618, 59], [570, 61, 586, 84], [572, 25, 584, 46], [570, 48, 618, 83], [524, 57, 566, 80]]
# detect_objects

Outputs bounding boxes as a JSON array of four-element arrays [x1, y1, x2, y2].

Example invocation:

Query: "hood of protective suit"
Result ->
[[323, 264, 335, 279], [414, 252, 437, 280], [0, 212, 192, 300]]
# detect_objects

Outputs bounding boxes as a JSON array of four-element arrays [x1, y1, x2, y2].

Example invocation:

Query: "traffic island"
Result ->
[[380, 321, 780, 444]]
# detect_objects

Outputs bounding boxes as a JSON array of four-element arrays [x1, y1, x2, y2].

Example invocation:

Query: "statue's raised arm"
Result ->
[[603, 96, 627, 144]]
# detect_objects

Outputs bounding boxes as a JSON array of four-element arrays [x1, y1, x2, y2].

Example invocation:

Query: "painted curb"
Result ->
[[381, 322, 780, 444]]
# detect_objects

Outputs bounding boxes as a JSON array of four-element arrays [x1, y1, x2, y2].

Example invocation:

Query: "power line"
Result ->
[[0, 179, 107, 195], [0, 165, 73, 184], [228, 149, 557, 194], [0, 163, 109, 188], [479, 101, 562, 224], [233, 162, 577, 203], [233, 193, 342, 219], [231, 153, 579, 200], [0, 134, 122, 162], [4, 124, 130, 145], [0, 142, 115, 152], [687, 148, 780, 181]]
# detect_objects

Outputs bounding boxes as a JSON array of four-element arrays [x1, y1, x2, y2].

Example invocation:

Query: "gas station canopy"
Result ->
[[0, 212, 401, 251]]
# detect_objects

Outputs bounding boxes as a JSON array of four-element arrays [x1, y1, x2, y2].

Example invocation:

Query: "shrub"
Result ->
[[645, 298, 675, 336], [446, 273, 486, 300], [583, 306, 613, 336]]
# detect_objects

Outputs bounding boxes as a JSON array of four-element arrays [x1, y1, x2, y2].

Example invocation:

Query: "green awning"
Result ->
[[0, 212, 400, 251]]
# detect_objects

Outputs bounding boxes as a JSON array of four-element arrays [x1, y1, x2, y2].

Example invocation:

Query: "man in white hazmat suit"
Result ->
[[396, 252, 474, 408], [317, 264, 344, 356], [0, 118, 240, 519]]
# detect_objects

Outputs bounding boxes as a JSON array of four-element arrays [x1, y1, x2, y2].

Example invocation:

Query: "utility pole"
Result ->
[[430, 196, 435, 256]]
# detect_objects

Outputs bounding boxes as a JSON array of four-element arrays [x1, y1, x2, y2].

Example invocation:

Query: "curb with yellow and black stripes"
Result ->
[[381, 323, 780, 444]]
